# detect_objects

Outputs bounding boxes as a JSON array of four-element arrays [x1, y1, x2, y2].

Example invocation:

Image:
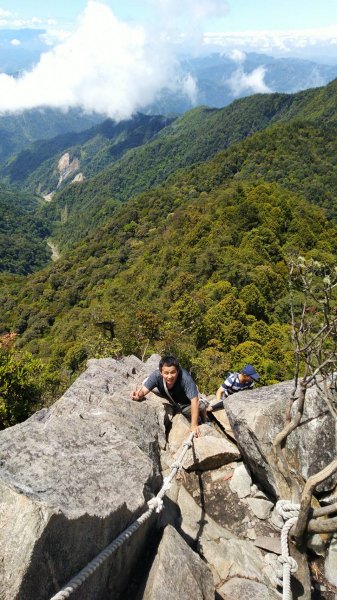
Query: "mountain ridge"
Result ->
[[36, 78, 337, 248]]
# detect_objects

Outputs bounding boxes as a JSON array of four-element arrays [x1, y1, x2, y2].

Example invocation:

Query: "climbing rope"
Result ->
[[49, 431, 195, 600], [275, 500, 300, 600]]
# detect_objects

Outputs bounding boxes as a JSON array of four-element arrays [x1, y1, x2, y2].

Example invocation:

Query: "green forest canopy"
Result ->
[[2, 78, 337, 414]]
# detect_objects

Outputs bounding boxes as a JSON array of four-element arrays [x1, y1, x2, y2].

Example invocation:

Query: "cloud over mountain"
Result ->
[[204, 26, 337, 60], [0, 1, 196, 118]]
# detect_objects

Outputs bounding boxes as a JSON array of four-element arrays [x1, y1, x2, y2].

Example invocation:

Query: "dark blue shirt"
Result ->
[[144, 368, 198, 408]]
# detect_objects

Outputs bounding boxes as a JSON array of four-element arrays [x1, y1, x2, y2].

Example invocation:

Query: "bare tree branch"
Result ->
[[308, 516, 337, 534], [313, 501, 337, 518], [293, 459, 337, 546]]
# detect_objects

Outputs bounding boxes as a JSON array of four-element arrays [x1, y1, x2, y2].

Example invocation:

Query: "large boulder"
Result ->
[[0, 354, 166, 600], [168, 413, 240, 471], [177, 484, 275, 590], [142, 524, 214, 600], [223, 379, 337, 497], [218, 577, 279, 600]]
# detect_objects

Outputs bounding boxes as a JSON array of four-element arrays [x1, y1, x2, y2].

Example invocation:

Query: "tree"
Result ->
[[271, 256, 337, 590], [0, 333, 46, 429]]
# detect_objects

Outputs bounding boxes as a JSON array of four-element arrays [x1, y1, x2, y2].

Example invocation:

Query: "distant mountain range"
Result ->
[[0, 107, 104, 165], [145, 52, 337, 114], [1, 26, 337, 116]]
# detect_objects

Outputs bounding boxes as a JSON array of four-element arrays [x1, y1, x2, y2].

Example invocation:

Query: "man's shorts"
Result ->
[[179, 396, 208, 417]]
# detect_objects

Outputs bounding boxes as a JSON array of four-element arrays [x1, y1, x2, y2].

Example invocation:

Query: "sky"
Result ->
[[0, 0, 337, 117]]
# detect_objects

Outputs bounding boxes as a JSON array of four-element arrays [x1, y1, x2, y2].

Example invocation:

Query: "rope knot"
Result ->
[[276, 500, 300, 521], [278, 554, 298, 574], [170, 460, 180, 470], [147, 497, 164, 513], [183, 439, 193, 448]]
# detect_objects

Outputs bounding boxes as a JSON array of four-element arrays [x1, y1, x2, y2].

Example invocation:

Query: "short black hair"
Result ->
[[159, 355, 180, 371]]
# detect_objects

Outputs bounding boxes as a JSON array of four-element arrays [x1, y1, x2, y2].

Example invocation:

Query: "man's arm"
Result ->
[[190, 396, 200, 437], [131, 385, 150, 401], [131, 370, 159, 401], [216, 385, 224, 402]]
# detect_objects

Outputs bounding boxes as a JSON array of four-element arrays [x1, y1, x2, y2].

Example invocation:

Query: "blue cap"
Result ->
[[241, 364, 260, 380]]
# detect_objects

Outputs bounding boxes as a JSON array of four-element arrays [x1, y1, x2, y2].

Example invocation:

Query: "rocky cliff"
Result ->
[[0, 355, 336, 599]]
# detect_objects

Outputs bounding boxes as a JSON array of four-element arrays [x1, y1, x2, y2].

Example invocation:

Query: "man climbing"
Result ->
[[131, 355, 208, 437], [207, 364, 260, 412]]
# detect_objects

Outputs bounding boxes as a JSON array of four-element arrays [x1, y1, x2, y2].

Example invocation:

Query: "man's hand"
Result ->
[[131, 389, 142, 401], [190, 396, 200, 437], [131, 385, 149, 401], [190, 424, 200, 438]]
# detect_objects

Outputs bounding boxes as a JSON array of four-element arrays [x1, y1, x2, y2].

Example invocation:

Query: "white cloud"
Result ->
[[0, 14, 46, 30], [39, 28, 72, 46], [0, 1, 180, 118], [180, 73, 199, 104], [204, 26, 337, 58], [0, 9, 11, 18], [142, 0, 230, 55], [226, 66, 272, 97], [229, 49, 246, 63], [10, 38, 21, 46]]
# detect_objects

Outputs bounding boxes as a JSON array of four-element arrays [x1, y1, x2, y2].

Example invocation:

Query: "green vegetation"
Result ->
[[37, 81, 337, 249], [2, 78, 337, 416], [0, 333, 56, 429], [1, 113, 173, 191], [1, 175, 335, 396], [0, 184, 50, 274], [0, 107, 104, 164]]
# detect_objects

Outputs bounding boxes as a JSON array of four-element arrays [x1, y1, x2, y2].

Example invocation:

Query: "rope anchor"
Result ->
[[275, 500, 300, 600]]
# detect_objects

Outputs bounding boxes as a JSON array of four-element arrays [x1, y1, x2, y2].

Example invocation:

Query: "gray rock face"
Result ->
[[0, 354, 331, 600], [246, 498, 274, 520], [0, 354, 166, 600], [177, 485, 275, 589], [142, 524, 214, 600], [218, 577, 280, 600], [325, 534, 337, 587], [224, 379, 337, 497], [229, 463, 252, 498]]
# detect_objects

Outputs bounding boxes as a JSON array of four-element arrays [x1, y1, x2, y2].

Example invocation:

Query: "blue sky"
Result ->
[[0, 0, 336, 117], [1, 0, 337, 33]]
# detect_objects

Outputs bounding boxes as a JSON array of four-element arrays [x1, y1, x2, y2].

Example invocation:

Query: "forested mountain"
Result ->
[[0, 107, 104, 165], [2, 76, 337, 405], [0, 114, 174, 192], [36, 78, 337, 249], [1, 79, 337, 397], [0, 184, 49, 274], [147, 52, 337, 114]]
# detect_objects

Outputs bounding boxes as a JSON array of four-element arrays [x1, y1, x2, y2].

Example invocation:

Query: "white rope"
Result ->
[[49, 431, 195, 600], [275, 501, 300, 600]]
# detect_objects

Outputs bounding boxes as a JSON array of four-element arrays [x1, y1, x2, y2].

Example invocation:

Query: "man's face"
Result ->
[[161, 365, 179, 388], [241, 374, 253, 384]]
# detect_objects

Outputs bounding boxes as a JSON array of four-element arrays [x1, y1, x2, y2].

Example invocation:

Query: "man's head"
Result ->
[[159, 355, 180, 389], [240, 364, 260, 383]]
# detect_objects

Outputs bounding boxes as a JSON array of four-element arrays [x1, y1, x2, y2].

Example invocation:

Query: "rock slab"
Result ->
[[142, 524, 214, 600], [0, 355, 165, 600]]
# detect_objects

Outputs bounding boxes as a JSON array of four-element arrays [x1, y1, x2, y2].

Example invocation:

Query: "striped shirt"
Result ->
[[221, 372, 254, 397]]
